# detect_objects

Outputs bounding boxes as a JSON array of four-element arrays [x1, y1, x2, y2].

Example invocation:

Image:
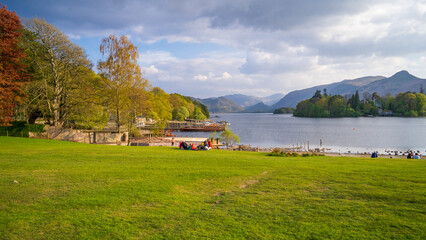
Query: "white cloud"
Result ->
[[139, 51, 176, 65], [143, 65, 160, 75], [12, 0, 426, 97], [222, 72, 232, 80], [193, 74, 208, 81], [132, 25, 144, 34], [67, 33, 81, 40]]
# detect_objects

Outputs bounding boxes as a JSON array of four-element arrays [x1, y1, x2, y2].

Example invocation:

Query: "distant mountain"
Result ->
[[272, 70, 426, 108], [223, 94, 262, 107], [260, 93, 285, 105], [356, 70, 425, 96], [222, 93, 285, 107], [243, 102, 272, 113], [198, 97, 244, 113]]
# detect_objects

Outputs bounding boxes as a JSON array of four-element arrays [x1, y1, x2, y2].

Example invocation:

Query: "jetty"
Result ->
[[165, 119, 227, 132]]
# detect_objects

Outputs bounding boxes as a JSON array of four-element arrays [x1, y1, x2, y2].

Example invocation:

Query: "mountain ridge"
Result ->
[[198, 71, 425, 113], [272, 70, 425, 108]]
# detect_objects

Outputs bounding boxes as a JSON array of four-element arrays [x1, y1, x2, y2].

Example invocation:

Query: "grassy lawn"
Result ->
[[0, 136, 425, 239]]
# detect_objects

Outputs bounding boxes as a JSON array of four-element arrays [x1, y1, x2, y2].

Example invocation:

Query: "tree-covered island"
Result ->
[[293, 89, 426, 118]]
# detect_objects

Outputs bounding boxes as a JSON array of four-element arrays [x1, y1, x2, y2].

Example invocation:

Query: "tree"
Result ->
[[66, 68, 109, 129], [348, 90, 361, 111], [220, 127, 239, 149], [328, 95, 346, 117], [172, 106, 190, 121], [323, 88, 328, 97], [310, 89, 323, 103], [97, 34, 149, 132], [0, 4, 27, 125], [192, 106, 207, 120], [148, 87, 172, 129], [372, 92, 381, 108], [24, 18, 91, 126]]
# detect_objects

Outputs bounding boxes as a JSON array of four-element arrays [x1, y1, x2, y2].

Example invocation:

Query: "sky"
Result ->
[[4, 0, 426, 98]]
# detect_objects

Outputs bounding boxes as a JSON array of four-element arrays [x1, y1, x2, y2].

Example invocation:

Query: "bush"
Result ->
[[268, 150, 324, 158], [0, 122, 45, 137]]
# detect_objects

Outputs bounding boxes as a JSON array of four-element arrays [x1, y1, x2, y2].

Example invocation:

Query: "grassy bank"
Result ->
[[0, 137, 425, 239]]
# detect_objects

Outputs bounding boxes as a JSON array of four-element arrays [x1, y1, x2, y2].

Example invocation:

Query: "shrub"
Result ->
[[0, 122, 45, 137]]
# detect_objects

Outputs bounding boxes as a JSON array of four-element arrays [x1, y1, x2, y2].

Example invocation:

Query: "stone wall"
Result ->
[[29, 125, 128, 144]]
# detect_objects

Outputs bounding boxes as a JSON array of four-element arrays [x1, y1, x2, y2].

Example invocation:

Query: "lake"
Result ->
[[174, 113, 426, 154]]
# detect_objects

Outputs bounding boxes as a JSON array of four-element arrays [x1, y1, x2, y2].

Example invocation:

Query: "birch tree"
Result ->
[[97, 34, 149, 132]]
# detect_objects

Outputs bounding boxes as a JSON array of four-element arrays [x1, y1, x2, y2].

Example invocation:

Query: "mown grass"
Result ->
[[0, 136, 425, 239]]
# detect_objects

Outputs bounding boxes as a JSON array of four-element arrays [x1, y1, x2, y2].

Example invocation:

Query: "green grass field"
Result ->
[[0, 137, 425, 239]]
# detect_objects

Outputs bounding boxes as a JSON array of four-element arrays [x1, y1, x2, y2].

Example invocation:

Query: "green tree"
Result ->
[[172, 106, 190, 121], [310, 90, 323, 103], [350, 90, 361, 111], [220, 127, 240, 149], [97, 34, 149, 132], [147, 87, 172, 131], [415, 93, 426, 116], [192, 106, 207, 120], [328, 96, 346, 117], [24, 18, 91, 126], [66, 68, 108, 129]]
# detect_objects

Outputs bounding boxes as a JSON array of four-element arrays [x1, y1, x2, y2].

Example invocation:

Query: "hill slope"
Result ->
[[198, 97, 244, 113], [223, 93, 285, 107], [273, 70, 426, 108], [223, 94, 262, 107]]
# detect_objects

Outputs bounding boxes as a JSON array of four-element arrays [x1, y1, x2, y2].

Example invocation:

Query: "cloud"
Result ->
[[193, 74, 208, 81], [67, 33, 81, 40], [222, 72, 232, 80], [7, 0, 426, 98], [139, 51, 176, 65], [143, 65, 159, 75]]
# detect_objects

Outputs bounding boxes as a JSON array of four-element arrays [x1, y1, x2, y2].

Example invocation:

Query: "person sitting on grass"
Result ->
[[371, 151, 378, 158], [207, 139, 213, 150], [413, 153, 421, 159]]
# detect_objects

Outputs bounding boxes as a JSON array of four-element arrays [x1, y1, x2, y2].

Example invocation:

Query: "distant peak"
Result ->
[[392, 70, 411, 77]]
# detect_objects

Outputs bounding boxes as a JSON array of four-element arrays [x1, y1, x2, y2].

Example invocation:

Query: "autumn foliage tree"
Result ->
[[0, 4, 27, 125]]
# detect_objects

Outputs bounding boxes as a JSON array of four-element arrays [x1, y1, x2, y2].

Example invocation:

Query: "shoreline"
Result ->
[[129, 137, 422, 159]]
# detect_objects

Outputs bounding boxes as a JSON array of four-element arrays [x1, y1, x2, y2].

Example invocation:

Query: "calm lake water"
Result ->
[[175, 113, 426, 154]]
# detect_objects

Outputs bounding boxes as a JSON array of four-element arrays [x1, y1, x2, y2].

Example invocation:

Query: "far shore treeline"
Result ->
[[293, 89, 426, 118], [0, 5, 209, 133]]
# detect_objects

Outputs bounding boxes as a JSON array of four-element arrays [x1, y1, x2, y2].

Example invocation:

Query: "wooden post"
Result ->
[[308, 141, 310, 151]]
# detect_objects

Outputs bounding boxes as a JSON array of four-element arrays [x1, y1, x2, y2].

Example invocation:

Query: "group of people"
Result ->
[[407, 151, 421, 159], [179, 139, 213, 151], [371, 150, 422, 159]]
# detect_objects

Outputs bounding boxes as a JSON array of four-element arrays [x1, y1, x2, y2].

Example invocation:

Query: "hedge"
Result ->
[[0, 121, 45, 137]]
